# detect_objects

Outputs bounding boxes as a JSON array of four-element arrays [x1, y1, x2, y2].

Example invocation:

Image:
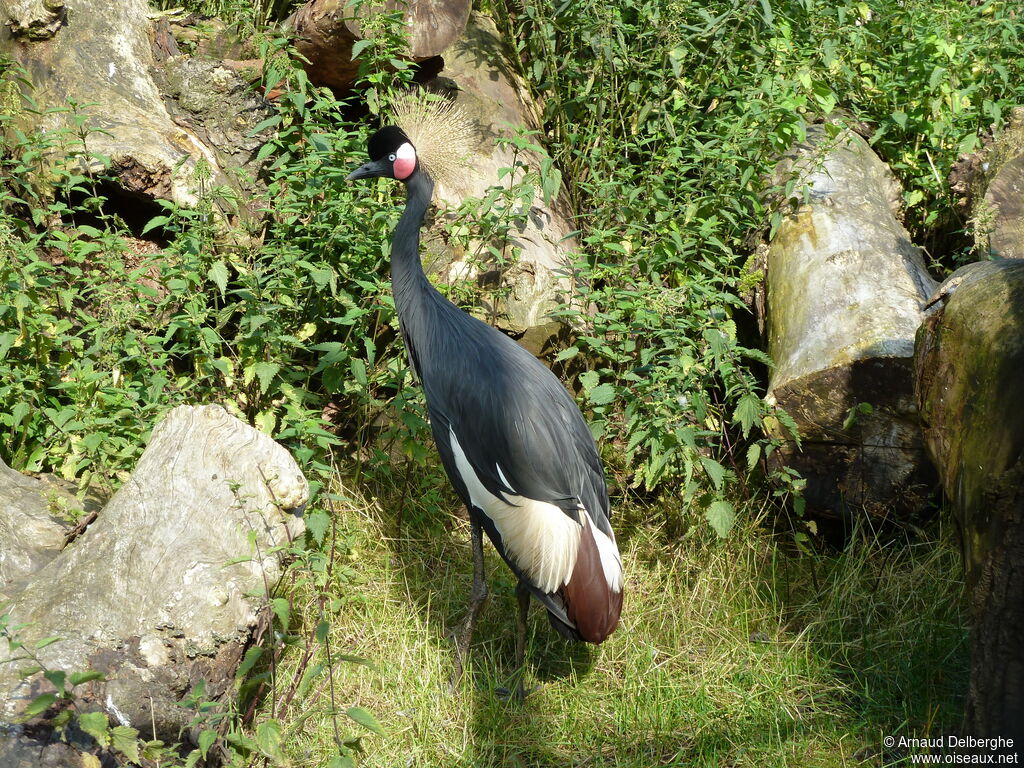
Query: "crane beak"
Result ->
[[347, 158, 389, 181]]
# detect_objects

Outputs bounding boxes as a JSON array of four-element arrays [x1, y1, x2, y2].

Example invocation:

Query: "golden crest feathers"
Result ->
[[391, 92, 477, 189]]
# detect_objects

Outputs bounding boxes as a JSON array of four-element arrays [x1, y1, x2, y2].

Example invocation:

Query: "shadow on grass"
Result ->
[[381, 472, 600, 765], [762, 517, 970, 745]]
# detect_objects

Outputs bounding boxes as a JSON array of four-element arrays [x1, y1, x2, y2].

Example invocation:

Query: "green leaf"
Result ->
[[199, 728, 218, 759], [256, 719, 285, 764], [578, 370, 599, 390], [346, 706, 385, 735], [24, 692, 56, 716], [10, 401, 29, 427], [587, 383, 616, 406], [297, 662, 326, 698], [223, 729, 260, 753], [350, 357, 367, 387], [69, 669, 105, 687], [335, 654, 378, 672], [305, 509, 330, 544], [43, 670, 65, 691], [315, 620, 330, 644], [706, 499, 736, 538], [746, 443, 762, 473], [252, 361, 280, 396], [699, 456, 726, 490], [236, 646, 263, 679], [208, 261, 229, 296], [141, 215, 170, 235], [78, 710, 110, 747], [247, 114, 282, 136], [111, 725, 141, 763], [327, 756, 356, 768], [732, 392, 762, 438], [34, 635, 62, 649], [350, 38, 373, 60], [270, 597, 290, 630]]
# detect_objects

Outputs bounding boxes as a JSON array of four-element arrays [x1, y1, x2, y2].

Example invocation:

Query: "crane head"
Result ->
[[347, 93, 477, 189], [347, 125, 417, 182]]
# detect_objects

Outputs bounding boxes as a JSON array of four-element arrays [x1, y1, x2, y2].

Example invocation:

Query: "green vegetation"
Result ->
[[2, 0, 1022, 764], [264, 476, 966, 766]]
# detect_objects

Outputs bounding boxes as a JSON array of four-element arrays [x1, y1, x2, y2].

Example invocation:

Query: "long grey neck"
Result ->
[[390, 171, 437, 318]]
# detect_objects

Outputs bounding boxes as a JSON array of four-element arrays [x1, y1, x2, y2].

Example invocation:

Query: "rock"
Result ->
[[4, 0, 63, 40], [977, 108, 1024, 260], [0, 405, 306, 759], [155, 56, 275, 198], [0, 459, 73, 602], [914, 259, 1024, 745], [0, 0, 247, 210], [423, 12, 580, 340], [763, 125, 938, 517]]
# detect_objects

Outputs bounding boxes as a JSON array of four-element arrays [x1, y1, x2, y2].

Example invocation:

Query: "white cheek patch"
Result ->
[[393, 141, 416, 179]]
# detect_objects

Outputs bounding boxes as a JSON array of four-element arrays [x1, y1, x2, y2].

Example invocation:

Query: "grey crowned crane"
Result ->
[[347, 97, 623, 679]]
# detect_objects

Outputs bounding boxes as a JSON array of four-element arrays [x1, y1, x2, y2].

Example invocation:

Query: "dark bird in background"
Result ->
[[347, 96, 623, 682]]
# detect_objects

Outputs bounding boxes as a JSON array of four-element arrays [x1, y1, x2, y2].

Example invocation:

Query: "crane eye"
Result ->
[[388, 153, 397, 162]]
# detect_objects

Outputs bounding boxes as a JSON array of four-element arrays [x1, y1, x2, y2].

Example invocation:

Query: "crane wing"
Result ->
[[418, 315, 611, 533]]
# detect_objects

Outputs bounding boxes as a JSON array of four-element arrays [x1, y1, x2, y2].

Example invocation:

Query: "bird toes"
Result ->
[[495, 682, 541, 702]]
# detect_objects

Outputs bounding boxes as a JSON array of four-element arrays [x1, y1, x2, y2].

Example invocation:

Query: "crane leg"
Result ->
[[452, 516, 488, 681], [513, 581, 531, 700], [515, 581, 530, 671]]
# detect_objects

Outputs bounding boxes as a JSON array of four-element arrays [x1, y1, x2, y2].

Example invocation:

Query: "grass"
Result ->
[[263, 468, 968, 767]]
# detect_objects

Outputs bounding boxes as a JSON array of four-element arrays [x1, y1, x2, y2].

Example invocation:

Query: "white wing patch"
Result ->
[[586, 513, 624, 593], [449, 427, 580, 593]]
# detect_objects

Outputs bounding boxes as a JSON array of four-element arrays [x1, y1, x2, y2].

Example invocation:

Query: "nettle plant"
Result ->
[[490, 0, 1024, 532]]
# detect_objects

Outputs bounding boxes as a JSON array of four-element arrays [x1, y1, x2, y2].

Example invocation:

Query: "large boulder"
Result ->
[[0, 405, 306, 764], [0, 0, 269, 212], [0, 460, 79, 602]]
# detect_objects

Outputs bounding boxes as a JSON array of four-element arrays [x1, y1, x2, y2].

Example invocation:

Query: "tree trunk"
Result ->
[[417, 12, 581, 353], [976, 107, 1024, 261], [0, 405, 307, 764], [763, 125, 938, 518], [286, 0, 472, 91], [914, 259, 1024, 745]]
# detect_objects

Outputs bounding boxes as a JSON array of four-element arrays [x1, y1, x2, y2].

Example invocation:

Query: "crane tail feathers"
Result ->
[[558, 513, 623, 644]]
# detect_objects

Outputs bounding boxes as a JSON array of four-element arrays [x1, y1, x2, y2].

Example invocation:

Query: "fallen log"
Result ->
[[0, 405, 307, 764], [915, 259, 1024, 745], [763, 125, 938, 518], [980, 109, 1024, 261], [286, 0, 472, 91]]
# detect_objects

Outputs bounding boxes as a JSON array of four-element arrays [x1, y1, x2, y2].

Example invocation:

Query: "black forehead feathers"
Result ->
[[367, 125, 411, 161]]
